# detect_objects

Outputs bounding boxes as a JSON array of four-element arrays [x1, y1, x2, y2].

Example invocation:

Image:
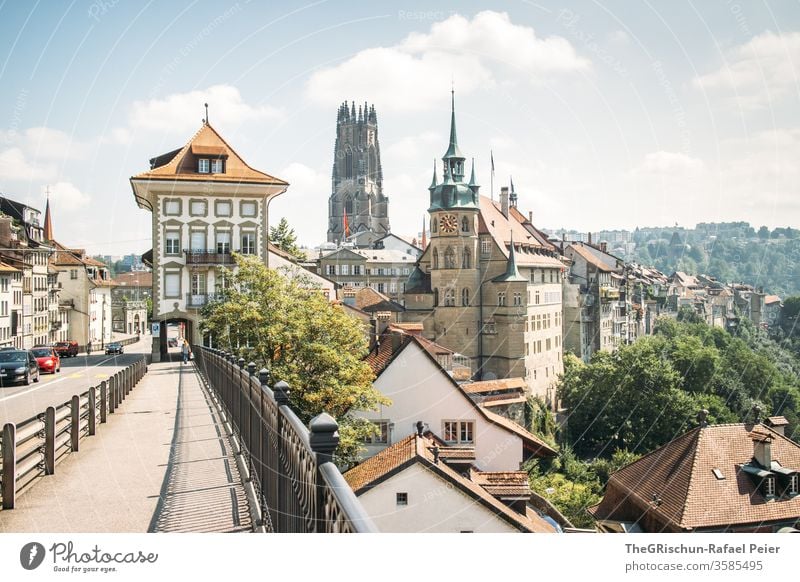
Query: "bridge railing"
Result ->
[[193, 346, 377, 533], [0, 357, 148, 509]]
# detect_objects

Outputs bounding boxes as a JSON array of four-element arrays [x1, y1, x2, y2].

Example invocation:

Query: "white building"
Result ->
[[344, 432, 555, 533], [0, 261, 21, 348], [359, 328, 556, 472], [130, 121, 288, 350]]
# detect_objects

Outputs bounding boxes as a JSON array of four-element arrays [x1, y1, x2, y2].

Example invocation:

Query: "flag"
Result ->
[[343, 208, 350, 237]]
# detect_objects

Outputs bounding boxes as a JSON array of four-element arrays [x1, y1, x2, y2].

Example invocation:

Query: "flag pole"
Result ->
[[490, 150, 495, 202]]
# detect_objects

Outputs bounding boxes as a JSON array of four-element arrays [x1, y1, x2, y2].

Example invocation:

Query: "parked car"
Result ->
[[105, 342, 123, 355], [31, 346, 60, 374], [54, 340, 79, 358], [0, 350, 40, 386]]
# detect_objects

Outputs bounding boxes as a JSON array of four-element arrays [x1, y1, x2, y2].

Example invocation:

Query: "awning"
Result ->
[[191, 144, 228, 157]]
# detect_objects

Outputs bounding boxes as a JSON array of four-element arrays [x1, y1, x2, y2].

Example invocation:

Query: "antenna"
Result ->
[[45, 185, 51, 200], [204, 103, 209, 124]]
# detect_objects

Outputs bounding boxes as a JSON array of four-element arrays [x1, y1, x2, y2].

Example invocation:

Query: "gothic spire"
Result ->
[[493, 232, 526, 282], [421, 216, 427, 250], [43, 186, 53, 241], [443, 89, 463, 160], [468, 158, 477, 186], [429, 160, 438, 189]]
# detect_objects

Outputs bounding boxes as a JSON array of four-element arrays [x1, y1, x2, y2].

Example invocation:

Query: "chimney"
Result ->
[[369, 317, 379, 351], [600, 241, 608, 253], [764, 416, 789, 437], [415, 421, 424, 437], [500, 186, 509, 218], [751, 430, 773, 469], [587, 232, 593, 246], [528, 211, 533, 223], [390, 331, 404, 354]]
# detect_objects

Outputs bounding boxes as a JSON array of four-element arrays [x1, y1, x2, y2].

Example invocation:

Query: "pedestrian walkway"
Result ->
[[0, 355, 252, 533]]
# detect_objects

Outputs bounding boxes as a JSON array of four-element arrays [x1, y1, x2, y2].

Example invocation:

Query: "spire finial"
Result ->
[[204, 103, 209, 124], [443, 88, 463, 160]]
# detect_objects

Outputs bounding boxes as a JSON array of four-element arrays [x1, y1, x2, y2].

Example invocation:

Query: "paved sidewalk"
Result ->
[[0, 356, 252, 533]]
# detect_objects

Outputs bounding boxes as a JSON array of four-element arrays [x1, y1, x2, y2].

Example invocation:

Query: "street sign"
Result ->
[[151, 322, 160, 335]]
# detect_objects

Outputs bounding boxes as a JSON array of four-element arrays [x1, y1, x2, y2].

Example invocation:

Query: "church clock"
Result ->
[[439, 214, 458, 234]]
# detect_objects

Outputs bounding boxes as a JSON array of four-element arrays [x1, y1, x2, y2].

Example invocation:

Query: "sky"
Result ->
[[0, 0, 798, 255]]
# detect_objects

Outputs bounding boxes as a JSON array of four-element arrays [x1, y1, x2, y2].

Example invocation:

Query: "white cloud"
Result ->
[[607, 30, 630, 45], [269, 162, 330, 246], [100, 127, 132, 145], [47, 181, 91, 209], [22, 127, 91, 160], [694, 31, 800, 109], [129, 85, 283, 133], [0, 147, 56, 181], [383, 131, 441, 161], [632, 151, 705, 175], [306, 11, 588, 111]]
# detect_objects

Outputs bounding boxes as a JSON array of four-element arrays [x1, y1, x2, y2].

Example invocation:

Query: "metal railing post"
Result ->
[[2, 423, 16, 509], [274, 381, 291, 532], [309, 413, 340, 533], [70, 395, 80, 451], [88, 387, 96, 436], [100, 381, 107, 423], [44, 407, 55, 474]]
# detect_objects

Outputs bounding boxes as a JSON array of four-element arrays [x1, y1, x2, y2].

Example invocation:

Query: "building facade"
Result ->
[[327, 101, 390, 246], [401, 96, 564, 405], [130, 121, 288, 350]]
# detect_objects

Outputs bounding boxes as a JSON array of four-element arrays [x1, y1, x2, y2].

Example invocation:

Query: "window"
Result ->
[[377, 283, 385, 293], [481, 239, 491, 256], [241, 232, 256, 255], [365, 421, 389, 444], [432, 248, 439, 270], [462, 288, 470, 306], [444, 289, 455, 307], [191, 272, 207, 295], [0, 277, 7, 293], [790, 474, 799, 495], [535, 291, 540, 305], [198, 159, 210, 173], [70, 269, 78, 280], [164, 272, 180, 298], [211, 159, 224, 173], [215, 201, 232, 217], [443, 420, 475, 444], [513, 292, 522, 306], [389, 282, 397, 294], [765, 476, 776, 497], [240, 201, 257, 217], [327, 265, 336, 276], [165, 231, 180, 255], [164, 200, 180, 215], [190, 231, 206, 252], [431, 219, 437, 234], [396, 493, 408, 506], [462, 247, 471, 269], [353, 265, 362, 276], [461, 216, 469, 232], [444, 247, 456, 269], [498, 292, 506, 306], [216, 231, 231, 254], [190, 200, 207, 216]]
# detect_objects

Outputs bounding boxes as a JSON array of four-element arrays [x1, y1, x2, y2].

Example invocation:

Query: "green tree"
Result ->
[[201, 254, 387, 464], [269, 217, 306, 261], [758, 225, 770, 240]]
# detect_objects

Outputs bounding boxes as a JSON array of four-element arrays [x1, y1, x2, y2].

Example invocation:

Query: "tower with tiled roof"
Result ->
[[327, 101, 390, 247]]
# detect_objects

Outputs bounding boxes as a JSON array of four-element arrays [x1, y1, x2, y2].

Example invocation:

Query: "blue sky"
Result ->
[[0, 1, 798, 254]]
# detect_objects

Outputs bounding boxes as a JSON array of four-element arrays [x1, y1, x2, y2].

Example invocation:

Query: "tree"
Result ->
[[201, 254, 387, 464], [758, 225, 770, 240], [269, 217, 306, 261]]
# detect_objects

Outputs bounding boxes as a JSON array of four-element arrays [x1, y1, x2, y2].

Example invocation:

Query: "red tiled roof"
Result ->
[[344, 433, 554, 532], [591, 424, 800, 531], [114, 271, 153, 288], [461, 377, 527, 394]]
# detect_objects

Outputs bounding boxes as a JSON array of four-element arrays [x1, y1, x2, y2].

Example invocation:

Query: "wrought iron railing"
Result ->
[[1, 358, 147, 509], [192, 346, 377, 533], [184, 250, 235, 265]]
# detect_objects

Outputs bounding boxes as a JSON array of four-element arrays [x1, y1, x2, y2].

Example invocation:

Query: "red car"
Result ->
[[31, 346, 60, 374]]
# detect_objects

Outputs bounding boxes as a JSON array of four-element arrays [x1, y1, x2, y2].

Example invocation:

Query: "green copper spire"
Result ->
[[493, 232, 527, 282], [468, 158, 477, 186], [429, 160, 438, 189], [443, 89, 463, 160]]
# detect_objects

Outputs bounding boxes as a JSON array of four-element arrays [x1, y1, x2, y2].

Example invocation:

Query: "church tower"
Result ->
[[327, 101, 390, 246], [428, 91, 481, 364]]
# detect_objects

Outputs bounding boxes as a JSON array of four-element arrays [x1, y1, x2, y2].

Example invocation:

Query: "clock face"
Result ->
[[439, 214, 458, 234]]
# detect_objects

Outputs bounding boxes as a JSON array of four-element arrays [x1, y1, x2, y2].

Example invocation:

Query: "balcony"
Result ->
[[185, 293, 218, 309], [184, 250, 235, 266], [600, 287, 620, 301]]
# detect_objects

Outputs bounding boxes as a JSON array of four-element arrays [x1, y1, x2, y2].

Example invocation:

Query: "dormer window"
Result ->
[[198, 159, 210, 173], [790, 474, 799, 495], [211, 159, 224, 173], [765, 476, 776, 497]]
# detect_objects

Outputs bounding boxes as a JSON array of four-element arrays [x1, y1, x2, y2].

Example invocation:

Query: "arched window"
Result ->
[[344, 197, 353, 215], [433, 248, 439, 270], [462, 247, 471, 269], [434, 288, 439, 306], [431, 219, 438, 234], [444, 247, 456, 269], [445, 289, 455, 306], [461, 288, 470, 306], [461, 216, 469, 232]]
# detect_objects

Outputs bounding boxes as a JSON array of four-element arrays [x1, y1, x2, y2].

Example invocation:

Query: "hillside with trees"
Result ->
[[631, 222, 800, 296]]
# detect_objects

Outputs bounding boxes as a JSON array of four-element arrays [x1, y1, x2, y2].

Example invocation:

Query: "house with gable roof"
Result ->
[[357, 326, 555, 472]]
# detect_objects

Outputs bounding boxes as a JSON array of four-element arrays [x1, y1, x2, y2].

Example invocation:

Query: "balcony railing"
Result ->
[[185, 293, 217, 308], [184, 251, 235, 266]]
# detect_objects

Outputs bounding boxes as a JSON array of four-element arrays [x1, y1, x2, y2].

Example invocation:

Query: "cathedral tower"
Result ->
[[327, 101, 390, 246]]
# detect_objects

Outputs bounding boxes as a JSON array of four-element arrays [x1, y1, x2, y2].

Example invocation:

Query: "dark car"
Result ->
[[0, 350, 40, 386], [54, 340, 79, 358], [31, 346, 60, 374], [105, 342, 123, 355]]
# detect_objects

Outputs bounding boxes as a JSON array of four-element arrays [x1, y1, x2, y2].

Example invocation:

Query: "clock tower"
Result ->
[[427, 92, 481, 364]]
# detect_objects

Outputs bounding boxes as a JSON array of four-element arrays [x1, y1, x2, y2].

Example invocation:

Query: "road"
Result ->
[[0, 336, 152, 426]]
